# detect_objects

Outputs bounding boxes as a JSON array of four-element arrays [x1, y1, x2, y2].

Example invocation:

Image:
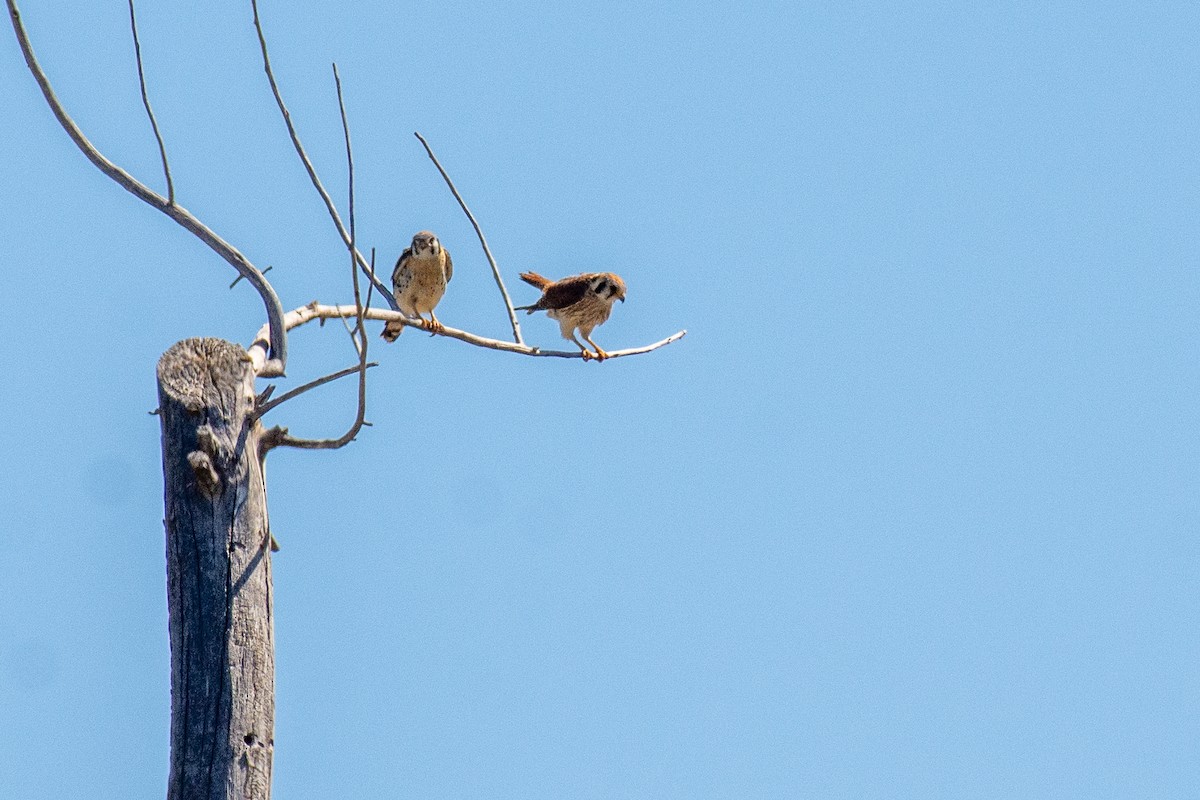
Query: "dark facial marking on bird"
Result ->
[[412, 232, 439, 254]]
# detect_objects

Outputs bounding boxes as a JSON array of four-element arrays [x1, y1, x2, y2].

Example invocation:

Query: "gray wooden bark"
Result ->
[[158, 338, 274, 800]]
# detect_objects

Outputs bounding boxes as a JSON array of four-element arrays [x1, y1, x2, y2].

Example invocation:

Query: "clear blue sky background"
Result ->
[[1, 1, 1197, 797]]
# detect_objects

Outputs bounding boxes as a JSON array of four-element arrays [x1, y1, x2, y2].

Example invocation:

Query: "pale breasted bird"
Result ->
[[516, 271, 627, 361], [381, 230, 453, 341]]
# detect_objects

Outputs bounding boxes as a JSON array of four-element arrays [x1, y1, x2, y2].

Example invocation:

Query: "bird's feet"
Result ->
[[593, 347, 610, 362], [580, 348, 594, 361], [426, 315, 445, 335]]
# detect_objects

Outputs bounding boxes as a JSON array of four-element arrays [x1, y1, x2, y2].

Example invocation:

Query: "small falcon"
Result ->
[[381, 230, 453, 341], [516, 271, 627, 361]]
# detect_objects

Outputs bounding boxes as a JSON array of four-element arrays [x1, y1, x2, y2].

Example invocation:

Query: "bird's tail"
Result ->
[[519, 271, 552, 290], [380, 321, 404, 342]]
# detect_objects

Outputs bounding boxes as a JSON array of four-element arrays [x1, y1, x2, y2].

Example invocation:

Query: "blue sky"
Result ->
[[1, 1, 1198, 797]]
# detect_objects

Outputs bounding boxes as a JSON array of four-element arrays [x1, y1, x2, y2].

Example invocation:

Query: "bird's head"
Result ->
[[411, 230, 442, 256], [591, 273, 627, 303]]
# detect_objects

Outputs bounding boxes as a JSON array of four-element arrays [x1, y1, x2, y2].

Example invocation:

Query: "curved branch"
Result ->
[[249, 302, 685, 367], [6, 0, 288, 377], [260, 62, 373, 453], [414, 131, 524, 345], [292, 62, 371, 448]]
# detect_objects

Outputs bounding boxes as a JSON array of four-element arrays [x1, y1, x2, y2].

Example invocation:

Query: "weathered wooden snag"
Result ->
[[158, 338, 274, 800]]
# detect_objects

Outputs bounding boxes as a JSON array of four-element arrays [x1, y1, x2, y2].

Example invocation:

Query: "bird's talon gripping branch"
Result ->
[[515, 271, 627, 365]]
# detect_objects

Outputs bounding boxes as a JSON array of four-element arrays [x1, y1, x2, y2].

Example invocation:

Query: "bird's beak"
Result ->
[[619, 296, 625, 303]]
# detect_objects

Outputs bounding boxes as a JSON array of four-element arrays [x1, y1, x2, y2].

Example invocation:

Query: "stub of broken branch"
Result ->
[[248, 302, 685, 373]]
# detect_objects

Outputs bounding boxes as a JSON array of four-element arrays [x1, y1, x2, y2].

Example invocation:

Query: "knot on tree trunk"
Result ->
[[187, 450, 221, 497], [188, 423, 227, 497]]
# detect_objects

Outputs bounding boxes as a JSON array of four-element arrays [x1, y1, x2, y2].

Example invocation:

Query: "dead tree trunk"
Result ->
[[158, 338, 275, 800]]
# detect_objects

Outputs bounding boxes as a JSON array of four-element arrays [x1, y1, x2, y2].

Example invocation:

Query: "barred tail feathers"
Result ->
[[381, 321, 404, 341]]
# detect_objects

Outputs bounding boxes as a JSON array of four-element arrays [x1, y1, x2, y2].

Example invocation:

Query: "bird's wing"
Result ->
[[391, 246, 413, 287], [443, 248, 453, 283], [538, 274, 592, 309]]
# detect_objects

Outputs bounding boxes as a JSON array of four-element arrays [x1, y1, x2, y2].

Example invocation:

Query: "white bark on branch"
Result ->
[[6, 0, 288, 377], [249, 303, 686, 367]]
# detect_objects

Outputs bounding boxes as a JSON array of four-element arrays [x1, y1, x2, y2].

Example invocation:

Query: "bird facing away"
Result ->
[[516, 271, 627, 361], [381, 230, 453, 341]]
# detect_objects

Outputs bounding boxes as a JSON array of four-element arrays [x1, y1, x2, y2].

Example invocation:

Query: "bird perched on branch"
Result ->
[[516, 271, 627, 361], [381, 230, 453, 341]]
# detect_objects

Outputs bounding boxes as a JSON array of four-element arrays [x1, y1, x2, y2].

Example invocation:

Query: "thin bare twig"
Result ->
[[249, 0, 392, 312], [127, 0, 173, 204], [338, 311, 358, 343], [6, 0, 287, 376], [255, 361, 378, 418], [264, 63, 371, 451], [231, 264, 272, 290], [359, 245, 395, 307], [413, 131, 524, 345], [359, 247, 376, 332], [250, 302, 686, 364], [336, 61, 370, 442], [335, 63, 363, 345]]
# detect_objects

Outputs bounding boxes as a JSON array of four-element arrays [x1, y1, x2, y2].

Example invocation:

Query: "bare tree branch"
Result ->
[[413, 131, 524, 345], [249, 0, 391, 312], [255, 361, 378, 418], [250, 302, 686, 365], [358, 248, 377, 336], [6, 0, 288, 377], [127, 0, 173, 204], [329, 61, 371, 443], [261, 63, 373, 452], [338, 309, 359, 343]]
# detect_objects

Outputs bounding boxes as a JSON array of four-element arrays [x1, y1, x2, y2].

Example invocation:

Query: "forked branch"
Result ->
[[6, 0, 288, 377]]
